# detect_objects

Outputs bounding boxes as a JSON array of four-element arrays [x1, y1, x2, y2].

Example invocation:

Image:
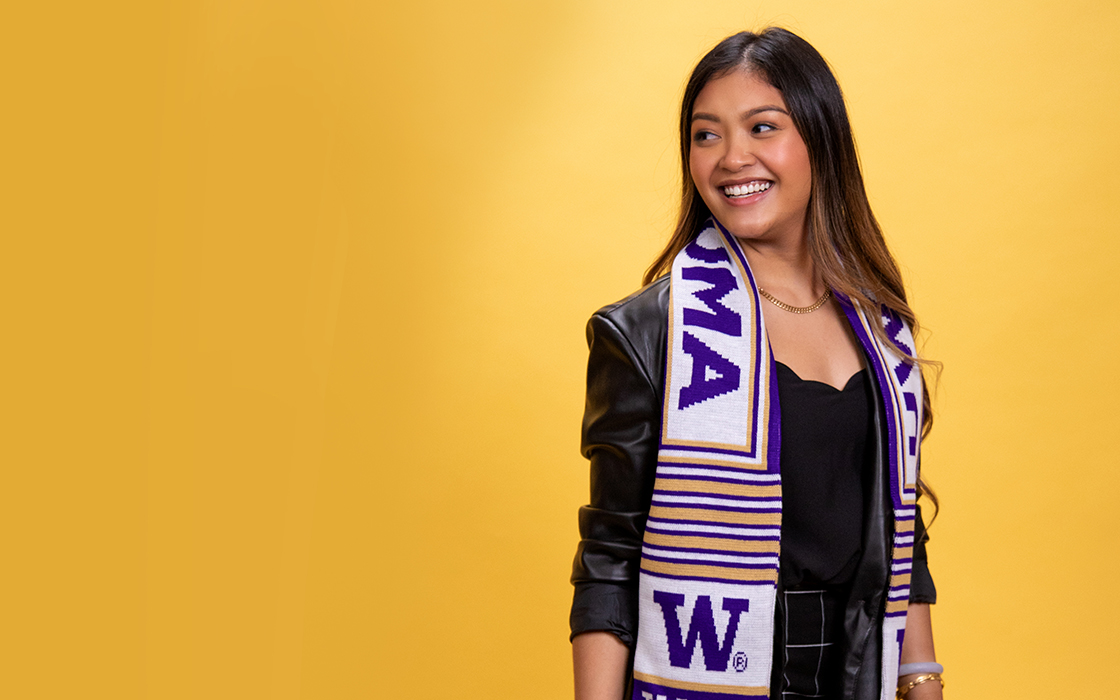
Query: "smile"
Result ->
[[721, 181, 772, 198]]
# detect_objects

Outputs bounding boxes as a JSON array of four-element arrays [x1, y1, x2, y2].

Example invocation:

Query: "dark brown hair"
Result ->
[[647, 28, 939, 508]]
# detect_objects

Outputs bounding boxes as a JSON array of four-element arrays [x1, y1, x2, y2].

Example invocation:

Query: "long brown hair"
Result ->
[[647, 28, 940, 511]]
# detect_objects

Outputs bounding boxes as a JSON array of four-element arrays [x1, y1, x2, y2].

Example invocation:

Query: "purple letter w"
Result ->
[[653, 591, 750, 671]]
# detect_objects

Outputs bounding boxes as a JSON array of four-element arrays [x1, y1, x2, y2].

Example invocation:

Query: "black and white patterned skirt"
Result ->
[[770, 587, 847, 699]]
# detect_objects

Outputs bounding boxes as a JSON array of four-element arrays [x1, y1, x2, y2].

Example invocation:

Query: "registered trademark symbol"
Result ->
[[733, 652, 748, 672]]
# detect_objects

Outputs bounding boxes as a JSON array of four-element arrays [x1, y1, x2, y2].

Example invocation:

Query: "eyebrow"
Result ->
[[691, 105, 789, 123]]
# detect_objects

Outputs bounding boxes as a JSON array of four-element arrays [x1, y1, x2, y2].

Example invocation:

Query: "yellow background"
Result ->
[[3, 0, 1117, 697]]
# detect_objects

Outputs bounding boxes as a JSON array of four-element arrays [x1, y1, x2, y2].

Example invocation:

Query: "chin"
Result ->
[[715, 216, 771, 242]]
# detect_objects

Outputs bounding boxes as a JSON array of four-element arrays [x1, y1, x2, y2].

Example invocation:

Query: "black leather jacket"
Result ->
[[570, 276, 936, 700]]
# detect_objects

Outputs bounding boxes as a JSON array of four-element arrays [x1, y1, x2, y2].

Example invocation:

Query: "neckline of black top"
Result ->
[[775, 360, 867, 393]]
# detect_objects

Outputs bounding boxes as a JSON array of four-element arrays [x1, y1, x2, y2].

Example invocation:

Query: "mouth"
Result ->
[[721, 181, 772, 199]]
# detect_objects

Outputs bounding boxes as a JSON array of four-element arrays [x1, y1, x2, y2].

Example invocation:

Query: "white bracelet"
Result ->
[[899, 662, 943, 676]]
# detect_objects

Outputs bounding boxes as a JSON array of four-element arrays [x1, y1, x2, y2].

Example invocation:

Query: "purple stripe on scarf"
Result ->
[[654, 473, 779, 487], [657, 461, 778, 480], [644, 524, 781, 540], [646, 517, 782, 531], [767, 355, 782, 473], [654, 489, 781, 503], [659, 443, 757, 457], [650, 500, 781, 513], [643, 553, 777, 570]]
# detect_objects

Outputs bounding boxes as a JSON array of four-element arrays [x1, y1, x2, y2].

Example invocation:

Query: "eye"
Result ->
[[751, 122, 777, 134], [692, 130, 718, 143]]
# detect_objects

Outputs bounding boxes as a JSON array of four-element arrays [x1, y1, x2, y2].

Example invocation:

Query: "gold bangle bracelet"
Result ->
[[895, 672, 943, 700]]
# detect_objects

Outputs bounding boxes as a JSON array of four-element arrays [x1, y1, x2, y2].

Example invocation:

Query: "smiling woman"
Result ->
[[570, 28, 943, 700]]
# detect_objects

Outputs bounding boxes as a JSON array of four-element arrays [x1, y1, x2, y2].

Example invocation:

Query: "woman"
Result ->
[[569, 29, 943, 700]]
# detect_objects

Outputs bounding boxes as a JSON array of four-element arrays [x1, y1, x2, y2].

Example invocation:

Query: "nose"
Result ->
[[721, 133, 756, 170]]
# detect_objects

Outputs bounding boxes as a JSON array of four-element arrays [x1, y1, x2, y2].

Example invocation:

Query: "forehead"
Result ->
[[692, 69, 788, 115]]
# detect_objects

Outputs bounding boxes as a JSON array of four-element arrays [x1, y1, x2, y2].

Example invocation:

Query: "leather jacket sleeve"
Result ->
[[910, 502, 937, 603], [569, 285, 667, 647]]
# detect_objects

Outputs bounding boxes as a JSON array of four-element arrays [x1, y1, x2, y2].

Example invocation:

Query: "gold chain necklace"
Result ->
[[758, 287, 831, 314]]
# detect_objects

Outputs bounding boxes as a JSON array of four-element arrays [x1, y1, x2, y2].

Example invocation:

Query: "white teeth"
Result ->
[[722, 181, 772, 197]]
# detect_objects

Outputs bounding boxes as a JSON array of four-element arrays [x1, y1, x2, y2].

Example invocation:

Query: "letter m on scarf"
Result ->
[[653, 591, 750, 671], [682, 266, 742, 337]]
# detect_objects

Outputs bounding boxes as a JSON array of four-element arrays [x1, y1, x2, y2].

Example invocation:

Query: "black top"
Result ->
[[775, 361, 875, 589]]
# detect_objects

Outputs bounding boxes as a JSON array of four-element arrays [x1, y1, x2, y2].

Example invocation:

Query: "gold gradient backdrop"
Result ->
[[3, 1, 1117, 698]]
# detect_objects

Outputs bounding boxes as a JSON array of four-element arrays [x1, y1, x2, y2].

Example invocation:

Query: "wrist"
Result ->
[[902, 679, 943, 700], [895, 672, 943, 700]]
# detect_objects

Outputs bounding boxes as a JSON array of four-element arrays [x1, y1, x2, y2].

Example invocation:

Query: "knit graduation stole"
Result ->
[[632, 219, 922, 700]]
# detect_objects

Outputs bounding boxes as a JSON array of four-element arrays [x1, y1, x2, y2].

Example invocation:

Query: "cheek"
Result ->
[[771, 147, 812, 199], [690, 173, 721, 211], [788, 146, 813, 198], [689, 150, 718, 199]]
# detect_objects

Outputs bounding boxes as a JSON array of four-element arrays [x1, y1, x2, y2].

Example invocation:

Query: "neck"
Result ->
[[736, 233, 824, 302]]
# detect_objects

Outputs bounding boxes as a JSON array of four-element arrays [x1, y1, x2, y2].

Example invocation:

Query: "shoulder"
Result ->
[[585, 276, 670, 392], [589, 275, 670, 337]]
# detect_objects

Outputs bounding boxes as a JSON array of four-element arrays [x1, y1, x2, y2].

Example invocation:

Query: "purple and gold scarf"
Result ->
[[632, 219, 922, 700]]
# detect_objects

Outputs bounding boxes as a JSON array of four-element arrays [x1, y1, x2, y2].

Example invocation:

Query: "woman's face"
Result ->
[[689, 69, 812, 246]]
